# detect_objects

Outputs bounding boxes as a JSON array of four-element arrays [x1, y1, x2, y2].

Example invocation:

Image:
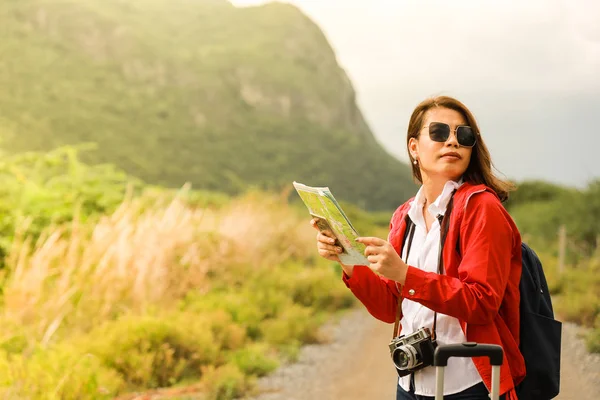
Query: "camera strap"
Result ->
[[393, 214, 415, 339], [393, 191, 456, 341], [431, 190, 456, 341]]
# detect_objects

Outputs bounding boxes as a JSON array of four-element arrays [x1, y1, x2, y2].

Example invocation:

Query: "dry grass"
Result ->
[[0, 188, 315, 346]]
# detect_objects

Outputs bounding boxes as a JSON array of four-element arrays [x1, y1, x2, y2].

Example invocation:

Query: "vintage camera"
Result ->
[[388, 327, 437, 377]]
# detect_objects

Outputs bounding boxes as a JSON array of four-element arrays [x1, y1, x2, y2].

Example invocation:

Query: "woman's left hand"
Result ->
[[356, 237, 408, 284]]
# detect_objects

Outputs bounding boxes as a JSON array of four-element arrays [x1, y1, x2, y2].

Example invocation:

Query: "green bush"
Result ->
[[506, 180, 570, 208], [587, 315, 600, 353], [202, 364, 250, 400], [181, 260, 355, 344], [260, 303, 324, 346], [0, 346, 124, 399], [181, 290, 270, 340], [0, 319, 30, 355], [0, 146, 141, 260], [552, 258, 600, 326], [509, 179, 600, 259], [83, 312, 222, 388], [275, 267, 355, 311], [228, 342, 279, 377]]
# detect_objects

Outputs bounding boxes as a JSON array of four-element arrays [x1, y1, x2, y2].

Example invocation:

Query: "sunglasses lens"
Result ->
[[428, 123, 450, 142], [457, 126, 476, 147]]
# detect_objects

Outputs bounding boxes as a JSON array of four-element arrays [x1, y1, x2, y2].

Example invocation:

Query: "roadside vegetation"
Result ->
[[506, 180, 600, 352], [0, 147, 596, 399], [0, 147, 391, 399]]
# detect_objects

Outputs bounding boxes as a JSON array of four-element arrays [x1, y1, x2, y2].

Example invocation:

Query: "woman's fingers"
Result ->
[[364, 245, 379, 257], [310, 218, 318, 229], [311, 219, 342, 261], [319, 247, 342, 257], [316, 232, 342, 257], [311, 219, 336, 238], [317, 232, 336, 244], [318, 241, 343, 253], [317, 246, 341, 262], [367, 255, 379, 263]]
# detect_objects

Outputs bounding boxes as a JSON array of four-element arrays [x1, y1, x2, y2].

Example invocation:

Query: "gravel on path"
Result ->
[[245, 308, 600, 400], [244, 308, 397, 400], [556, 322, 600, 400]]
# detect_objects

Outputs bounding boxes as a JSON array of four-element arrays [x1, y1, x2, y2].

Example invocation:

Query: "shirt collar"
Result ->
[[407, 179, 463, 228], [429, 179, 462, 217]]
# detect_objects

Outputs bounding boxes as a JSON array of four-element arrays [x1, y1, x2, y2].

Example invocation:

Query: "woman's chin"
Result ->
[[431, 169, 464, 183]]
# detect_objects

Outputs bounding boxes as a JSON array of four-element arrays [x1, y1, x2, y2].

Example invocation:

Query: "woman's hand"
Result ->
[[356, 236, 408, 284], [310, 218, 343, 262]]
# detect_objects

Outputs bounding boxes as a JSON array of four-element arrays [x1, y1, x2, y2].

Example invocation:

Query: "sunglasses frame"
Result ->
[[421, 122, 477, 148]]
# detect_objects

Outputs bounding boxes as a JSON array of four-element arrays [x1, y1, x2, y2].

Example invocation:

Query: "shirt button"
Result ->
[[408, 289, 415, 296]]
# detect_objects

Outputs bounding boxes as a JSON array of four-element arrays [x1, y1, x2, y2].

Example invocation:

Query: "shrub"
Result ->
[[0, 346, 124, 399], [202, 364, 250, 400], [260, 303, 324, 346], [0, 151, 379, 398], [285, 267, 356, 311], [83, 312, 222, 388], [555, 258, 600, 324], [181, 290, 270, 340], [0, 146, 141, 260], [228, 342, 279, 377], [587, 315, 600, 353]]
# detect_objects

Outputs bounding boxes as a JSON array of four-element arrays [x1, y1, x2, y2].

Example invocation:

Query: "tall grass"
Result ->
[[0, 187, 350, 399], [535, 246, 600, 352], [3, 193, 208, 344]]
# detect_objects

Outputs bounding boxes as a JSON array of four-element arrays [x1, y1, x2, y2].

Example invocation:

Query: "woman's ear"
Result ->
[[408, 137, 419, 160]]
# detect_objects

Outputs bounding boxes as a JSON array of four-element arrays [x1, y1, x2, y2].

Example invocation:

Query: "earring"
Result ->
[[413, 159, 418, 165]]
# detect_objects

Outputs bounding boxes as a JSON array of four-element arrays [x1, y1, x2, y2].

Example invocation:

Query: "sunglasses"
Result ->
[[422, 122, 477, 148]]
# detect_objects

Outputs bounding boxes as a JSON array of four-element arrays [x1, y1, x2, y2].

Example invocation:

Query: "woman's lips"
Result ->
[[441, 152, 461, 160]]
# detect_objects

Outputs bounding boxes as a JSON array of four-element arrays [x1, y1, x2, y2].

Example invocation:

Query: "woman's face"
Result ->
[[409, 107, 473, 183]]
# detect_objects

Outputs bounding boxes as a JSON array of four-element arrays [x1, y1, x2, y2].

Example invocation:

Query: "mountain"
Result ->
[[0, 0, 416, 210]]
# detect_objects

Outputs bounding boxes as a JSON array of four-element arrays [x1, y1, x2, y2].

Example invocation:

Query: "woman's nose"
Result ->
[[445, 130, 460, 147]]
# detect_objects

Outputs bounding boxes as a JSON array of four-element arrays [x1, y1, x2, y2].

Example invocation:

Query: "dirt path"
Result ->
[[247, 308, 600, 400], [555, 321, 600, 400], [245, 308, 397, 400]]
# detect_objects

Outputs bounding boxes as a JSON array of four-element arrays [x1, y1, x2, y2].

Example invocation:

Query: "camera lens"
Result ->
[[392, 345, 418, 370]]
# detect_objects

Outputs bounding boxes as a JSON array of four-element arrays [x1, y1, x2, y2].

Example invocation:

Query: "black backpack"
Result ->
[[515, 243, 562, 400], [402, 195, 562, 399]]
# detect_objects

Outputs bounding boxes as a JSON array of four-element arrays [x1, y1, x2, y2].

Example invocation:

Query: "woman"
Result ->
[[312, 96, 525, 400]]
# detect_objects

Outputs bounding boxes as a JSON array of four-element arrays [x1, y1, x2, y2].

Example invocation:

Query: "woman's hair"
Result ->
[[406, 95, 515, 202]]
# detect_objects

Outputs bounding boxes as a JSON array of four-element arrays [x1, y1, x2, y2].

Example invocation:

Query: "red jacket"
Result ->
[[342, 182, 525, 398]]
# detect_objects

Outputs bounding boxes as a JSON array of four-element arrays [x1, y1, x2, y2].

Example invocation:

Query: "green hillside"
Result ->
[[0, 0, 416, 210]]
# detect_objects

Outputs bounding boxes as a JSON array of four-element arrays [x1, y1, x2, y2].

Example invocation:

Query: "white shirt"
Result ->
[[397, 180, 482, 396]]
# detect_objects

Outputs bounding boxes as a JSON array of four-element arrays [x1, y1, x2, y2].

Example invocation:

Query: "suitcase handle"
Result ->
[[433, 343, 504, 400], [433, 342, 503, 366]]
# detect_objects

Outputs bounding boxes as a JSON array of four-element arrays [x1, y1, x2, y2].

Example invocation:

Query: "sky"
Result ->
[[230, 0, 600, 187]]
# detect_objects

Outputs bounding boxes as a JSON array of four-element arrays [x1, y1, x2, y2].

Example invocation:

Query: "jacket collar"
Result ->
[[392, 181, 497, 229], [452, 182, 498, 211]]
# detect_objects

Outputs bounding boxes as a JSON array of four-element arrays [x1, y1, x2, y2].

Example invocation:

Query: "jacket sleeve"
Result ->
[[399, 193, 516, 324], [342, 266, 402, 324], [341, 213, 406, 324]]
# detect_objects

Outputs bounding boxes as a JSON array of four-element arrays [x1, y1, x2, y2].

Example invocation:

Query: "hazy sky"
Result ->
[[231, 0, 600, 187]]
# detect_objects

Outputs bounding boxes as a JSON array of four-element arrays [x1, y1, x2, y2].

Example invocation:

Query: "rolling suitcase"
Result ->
[[433, 342, 503, 400]]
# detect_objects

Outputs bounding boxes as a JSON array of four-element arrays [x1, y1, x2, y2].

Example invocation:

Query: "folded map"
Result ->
[[293, 181, 368, 266]]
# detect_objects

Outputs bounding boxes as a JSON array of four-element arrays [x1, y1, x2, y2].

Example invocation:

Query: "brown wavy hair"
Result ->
[[406, 96, 515, 202]]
